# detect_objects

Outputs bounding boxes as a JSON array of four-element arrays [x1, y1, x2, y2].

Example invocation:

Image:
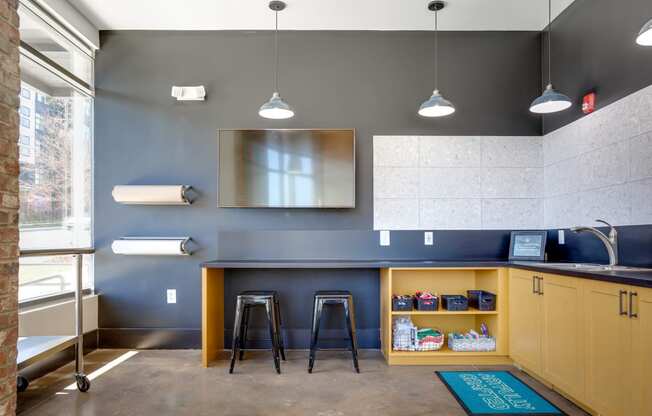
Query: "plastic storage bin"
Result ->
[[448, 333, 496, 352], [467, 290, 496, 311], [414, 296, 438, 311], [441, 295, 468, 311], [392, 296, 413, 312]]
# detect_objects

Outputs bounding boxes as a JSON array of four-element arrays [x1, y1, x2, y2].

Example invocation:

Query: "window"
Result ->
[[18, 2, 95, 302]]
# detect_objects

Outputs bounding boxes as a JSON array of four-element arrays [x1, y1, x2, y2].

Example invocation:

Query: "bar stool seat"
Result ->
[[229, 290, 286, 374], [308, 290, 360, 373]]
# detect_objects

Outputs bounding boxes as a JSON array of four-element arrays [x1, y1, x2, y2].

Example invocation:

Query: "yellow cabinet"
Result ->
[[540, 273, 585, 403], [630, 286, 652, 416], [508, 270, 542, 375], [584, 279, 631, 416]]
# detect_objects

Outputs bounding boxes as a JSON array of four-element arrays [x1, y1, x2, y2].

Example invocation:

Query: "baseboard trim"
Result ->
[[99, 328, 201, 349], [99, 327, 380, 349]]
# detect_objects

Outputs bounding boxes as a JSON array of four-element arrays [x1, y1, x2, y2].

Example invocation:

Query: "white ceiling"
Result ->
[[68, 0, 576, 31]]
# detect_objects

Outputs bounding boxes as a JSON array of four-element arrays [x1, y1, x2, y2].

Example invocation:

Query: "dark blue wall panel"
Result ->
[[94, 30, 542, 348]]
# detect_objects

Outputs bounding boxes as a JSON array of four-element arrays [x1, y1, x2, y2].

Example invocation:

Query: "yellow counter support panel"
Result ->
[[202, 267, 224, 367]]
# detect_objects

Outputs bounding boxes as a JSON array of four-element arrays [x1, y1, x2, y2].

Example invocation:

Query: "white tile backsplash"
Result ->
[[578, 141, 630, 191], [482, 199, 543, 230], [373, 135, 419, 167], [542, 84, 652, 228], [419, 136, 482, 167], [374, 135, 542, 230], [630, 132, 652, 181], [482, 136, 542, 167], [420, 199, 482, 230], [579, 185, 631, 226], [373, 167, 419, 198], [373, 85, 652, 230], [374, 198, 419, 230], [419, 168, 483, 199], [629, 178, 652, 225], [482, 167, 543, 198]]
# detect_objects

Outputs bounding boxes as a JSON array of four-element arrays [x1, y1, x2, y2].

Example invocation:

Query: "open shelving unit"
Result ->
[[380, 267, 511, 365]]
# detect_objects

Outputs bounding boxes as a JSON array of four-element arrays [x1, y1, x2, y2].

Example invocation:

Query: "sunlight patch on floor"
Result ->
[[64, 350, 139, 390]]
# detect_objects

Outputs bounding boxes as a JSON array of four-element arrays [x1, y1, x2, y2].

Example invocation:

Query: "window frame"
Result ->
[[17, 1, 95, 306]]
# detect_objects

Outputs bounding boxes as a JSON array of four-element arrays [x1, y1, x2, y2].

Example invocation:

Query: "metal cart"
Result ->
[[17, 248, 95, 393]]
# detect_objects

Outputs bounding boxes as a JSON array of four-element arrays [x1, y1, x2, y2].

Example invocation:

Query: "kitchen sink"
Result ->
[[524, 262, 652, 273]]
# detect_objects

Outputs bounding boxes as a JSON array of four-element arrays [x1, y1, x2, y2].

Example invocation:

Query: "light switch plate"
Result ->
[[166, 289, 177, 304], [380, 230, 390, 246], [558, 229, 565, 245], [424, 231, 434, 246]]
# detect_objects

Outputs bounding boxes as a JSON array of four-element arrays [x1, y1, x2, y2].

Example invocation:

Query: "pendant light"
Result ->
[[529, 0, 572, 114], [418, 1, 455, 117], [636, 18, 652, 46], [259, 1, 294, 119]]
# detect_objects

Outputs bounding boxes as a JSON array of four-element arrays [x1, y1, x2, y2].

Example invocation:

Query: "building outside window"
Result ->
[[17, 2, 95, 302]]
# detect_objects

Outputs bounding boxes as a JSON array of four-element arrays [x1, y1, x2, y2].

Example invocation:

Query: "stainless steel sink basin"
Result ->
[[525, 262, 652, 273]]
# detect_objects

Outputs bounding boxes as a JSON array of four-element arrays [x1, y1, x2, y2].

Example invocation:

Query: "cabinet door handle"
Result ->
[[629, 292, 638, 318], [532, 276, 537, 294], [619, 290, 628, 316], [538, 277, 544, 295]]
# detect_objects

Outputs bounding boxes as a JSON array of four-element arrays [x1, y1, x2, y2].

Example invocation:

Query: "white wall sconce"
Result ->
[[111, 237, 193, 256], [112, 185, 194, 205], [171, 86, 206, 101]]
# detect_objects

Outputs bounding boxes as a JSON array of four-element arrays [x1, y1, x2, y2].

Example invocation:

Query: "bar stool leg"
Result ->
[[308, 298, 323, 373], [229, 297, 244, 374], [274, 296, 286, 361], [265, 300, 281, 374], [239, 305, 250, 361], [344, 297, 360, 373]]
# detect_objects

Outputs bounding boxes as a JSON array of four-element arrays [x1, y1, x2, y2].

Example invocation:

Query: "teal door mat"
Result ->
[[436, 371, 566, 415]]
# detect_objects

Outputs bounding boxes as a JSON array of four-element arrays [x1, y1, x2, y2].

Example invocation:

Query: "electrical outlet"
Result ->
[[380, 230, 390, 246], [558, 229, 565, 245], [166, 289, 177, 304], [424, 231, 434, 246]]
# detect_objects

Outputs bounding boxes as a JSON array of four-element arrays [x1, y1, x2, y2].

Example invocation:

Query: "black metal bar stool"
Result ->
[[229, 290, 286, 374], [308, 290, 360, 373]]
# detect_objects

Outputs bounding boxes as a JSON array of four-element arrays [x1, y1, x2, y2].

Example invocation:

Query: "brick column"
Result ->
[[0, 0, 20, 414]]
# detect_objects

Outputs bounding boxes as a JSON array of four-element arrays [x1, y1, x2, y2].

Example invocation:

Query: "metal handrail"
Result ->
[[19, 248, 95, 257]]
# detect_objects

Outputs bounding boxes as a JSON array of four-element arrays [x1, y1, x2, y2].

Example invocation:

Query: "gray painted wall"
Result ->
[[543, 0, 652, 133], [94, 30, 542, 347]]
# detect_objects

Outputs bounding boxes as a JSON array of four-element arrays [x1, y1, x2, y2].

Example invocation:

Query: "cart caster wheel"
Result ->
[[17, 376, 29, 392], [75, 375, 90, 392]]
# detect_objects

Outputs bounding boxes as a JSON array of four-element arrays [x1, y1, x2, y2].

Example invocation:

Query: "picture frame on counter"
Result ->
[[508, 230, 547, 261]]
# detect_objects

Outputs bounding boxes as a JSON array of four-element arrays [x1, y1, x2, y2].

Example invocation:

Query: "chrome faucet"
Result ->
[[570, 219, 619, 266]]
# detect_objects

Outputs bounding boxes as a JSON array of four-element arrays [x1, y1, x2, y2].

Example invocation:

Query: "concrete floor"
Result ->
[[18, 349, 588, 416]]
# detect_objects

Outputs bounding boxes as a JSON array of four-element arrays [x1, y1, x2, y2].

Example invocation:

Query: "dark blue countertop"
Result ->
[[202, 259, 652, 288]]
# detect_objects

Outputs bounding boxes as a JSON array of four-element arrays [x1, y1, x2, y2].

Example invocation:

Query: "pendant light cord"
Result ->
[[547, 0, 552, 86], [275, 9, 279, 93], [434, 7, 438, 90]]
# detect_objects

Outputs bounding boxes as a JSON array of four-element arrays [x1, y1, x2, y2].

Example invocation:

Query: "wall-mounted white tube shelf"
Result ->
[[112, 185, 193, 205], [111, 237, 192, 256]]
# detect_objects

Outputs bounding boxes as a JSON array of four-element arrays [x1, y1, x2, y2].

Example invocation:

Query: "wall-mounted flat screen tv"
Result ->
[[218, 129, 355, 208]]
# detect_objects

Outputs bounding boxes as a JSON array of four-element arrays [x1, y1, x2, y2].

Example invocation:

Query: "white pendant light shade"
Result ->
[[530, 0, 571, 114], [636, 18, 652, 46], [259, 1, 294, 119], [529, 84, 572, 114], [259, 92, 295, 119], [418, 90, 455, 117], [418, 2, 455, 118]]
